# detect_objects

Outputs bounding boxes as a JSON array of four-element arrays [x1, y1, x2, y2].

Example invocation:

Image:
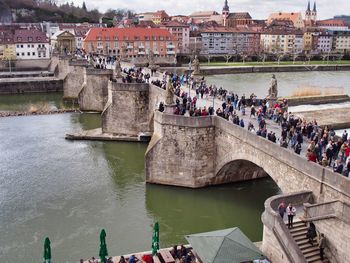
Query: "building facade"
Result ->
[[0, 29, 16, 61], [160, 21, 190, 54], [200, 27, 260, 55], [261, 28, 304, 54], [14, 29, 50, 60], [332, 30, 350, 53], [83, 28, 177, 57], [317, 32, 333, 53]]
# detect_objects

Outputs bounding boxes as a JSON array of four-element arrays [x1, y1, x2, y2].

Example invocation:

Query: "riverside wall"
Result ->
[[200, 64, 350, 75], [0, 78, 63, 94]]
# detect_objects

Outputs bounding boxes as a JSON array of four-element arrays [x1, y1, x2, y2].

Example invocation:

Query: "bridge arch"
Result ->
[[212, 159, 270, 186]]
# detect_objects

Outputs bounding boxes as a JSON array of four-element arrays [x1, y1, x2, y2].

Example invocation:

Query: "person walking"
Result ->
[[319, 233, 326, 261], [306, 222, 317, 245], [278, 202, 286, 219], [286, 203, 296, 229]]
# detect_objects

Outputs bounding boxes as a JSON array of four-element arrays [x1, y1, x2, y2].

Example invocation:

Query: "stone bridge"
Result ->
[[145, 112, 350, 203]]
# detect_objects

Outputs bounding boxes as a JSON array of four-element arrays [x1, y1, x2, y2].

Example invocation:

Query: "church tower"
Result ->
[[305, 0, 312, 21], [311, 1, 317, 22], [222, 0, 230, 26]]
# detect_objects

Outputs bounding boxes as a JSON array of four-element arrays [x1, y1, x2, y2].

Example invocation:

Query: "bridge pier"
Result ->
[[63, 60, 89, 100], [146, 112, 216, 187], [78, 68, 112, 112]]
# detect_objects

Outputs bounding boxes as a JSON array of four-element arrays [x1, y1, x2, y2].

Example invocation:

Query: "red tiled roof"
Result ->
[[317, 19, 346, 26], [200, 26, 259, 34], [0, 29, 14, 44], [161, 21, 189, 27], [13, 29, 48, 43], [84, 28, 176, 42]]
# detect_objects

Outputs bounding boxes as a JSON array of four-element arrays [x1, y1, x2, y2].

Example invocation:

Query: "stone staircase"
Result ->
[[288, 221, 329, 263]]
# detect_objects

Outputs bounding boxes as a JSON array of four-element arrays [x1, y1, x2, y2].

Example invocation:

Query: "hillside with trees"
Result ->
[[2, 0, 135, 24]]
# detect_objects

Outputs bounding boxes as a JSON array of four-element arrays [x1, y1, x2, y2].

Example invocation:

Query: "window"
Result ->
[[32, 45, 34, 48], [27, 52, 30, 56], [17, 45, 19, 48], [21, 45, 23, 48], [32, 52, 35, 56], [21, 52, 24, 56], [16, 53, 19, 56], [28, 37, 33, 42], [27, 44, 30, 48]]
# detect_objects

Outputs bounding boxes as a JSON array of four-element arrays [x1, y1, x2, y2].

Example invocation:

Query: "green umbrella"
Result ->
[[43, 237, 51, 263], [151, 222, 160, 256], [99, 229, 108, 263]]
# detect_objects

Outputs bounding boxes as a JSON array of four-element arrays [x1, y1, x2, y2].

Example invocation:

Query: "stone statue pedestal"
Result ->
[[267, 96, 277, 108], [164, 104, 176, 114]]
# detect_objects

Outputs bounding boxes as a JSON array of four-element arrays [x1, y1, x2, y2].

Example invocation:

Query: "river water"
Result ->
[[0, 109, 280, 262], [206, 71, 350, 98]]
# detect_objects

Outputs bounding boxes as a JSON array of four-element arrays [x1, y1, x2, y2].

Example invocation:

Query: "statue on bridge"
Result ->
[[192, 55, 200, 76], [165, 74, 175, 105], [267, 74, 278, 99], [113, 56, 122, 79], [148, 50, 156, 68]]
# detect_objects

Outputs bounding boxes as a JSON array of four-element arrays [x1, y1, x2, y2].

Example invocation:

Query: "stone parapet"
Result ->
[[304, 200, 350, 263], [68, 59, 89, 67], [85, 69, 113, 76], [261, 191, 313, 263]]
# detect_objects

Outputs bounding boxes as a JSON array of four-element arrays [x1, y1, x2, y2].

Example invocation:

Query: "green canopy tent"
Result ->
[[99, 229, 108, 263], [185, 228, 265, 263], [43, 237, 51, 263], [151, 222, 160, 256]]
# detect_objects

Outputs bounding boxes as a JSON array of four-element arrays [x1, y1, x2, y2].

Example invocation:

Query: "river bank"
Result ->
[[0, 108, 80, 118]]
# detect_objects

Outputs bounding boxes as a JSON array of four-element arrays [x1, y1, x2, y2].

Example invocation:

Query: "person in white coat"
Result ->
[[286, 203, 296, 229]]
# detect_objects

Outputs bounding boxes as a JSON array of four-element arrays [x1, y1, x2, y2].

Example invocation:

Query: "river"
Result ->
[[206, 71, 350, 98], [0, 110, 280, 262]]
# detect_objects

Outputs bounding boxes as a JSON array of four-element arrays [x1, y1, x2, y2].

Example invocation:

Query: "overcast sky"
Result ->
[[66, 0, 349, 20]]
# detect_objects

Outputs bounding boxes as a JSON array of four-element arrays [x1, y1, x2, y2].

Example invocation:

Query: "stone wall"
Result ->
[[78, 68, 112, 112], [101, 82, 166, 136], [0, 59, 51, 72], [102, 82, 150, 136], [0, 78, 63, 94], [146, 112, 216, 187], [63, 60, 89, 99], [304, 201, 350, 263]]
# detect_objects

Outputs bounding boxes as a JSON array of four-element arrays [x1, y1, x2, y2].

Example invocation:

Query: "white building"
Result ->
[[14, 29, 50, 59], [317, 33, 333, 53], [332, 30, 350, 52]]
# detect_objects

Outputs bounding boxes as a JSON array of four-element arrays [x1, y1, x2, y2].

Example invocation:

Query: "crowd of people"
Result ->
[[152, 71, 350, 178]]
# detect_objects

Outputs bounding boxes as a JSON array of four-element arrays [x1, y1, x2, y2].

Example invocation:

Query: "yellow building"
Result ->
[[304, 32, 313, 52], [0, 30, 16, 61]]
